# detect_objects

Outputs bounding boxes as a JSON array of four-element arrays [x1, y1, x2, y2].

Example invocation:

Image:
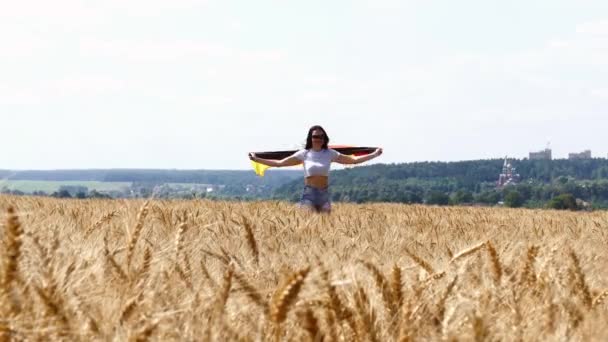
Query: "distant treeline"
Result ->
[[329, 158, 608, 186], [272, 158, 608, 209], [0, 169, 300, 186], [5, 158, 608, 209], [4, 159, 607, 184]]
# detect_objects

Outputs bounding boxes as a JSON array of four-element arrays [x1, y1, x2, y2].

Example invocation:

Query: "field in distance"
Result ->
[[0, 195, 607, 340], [0, 180, 132, 193]]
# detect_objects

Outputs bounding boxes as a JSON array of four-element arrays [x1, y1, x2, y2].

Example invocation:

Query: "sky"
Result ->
[[1, 0, 608, 170]]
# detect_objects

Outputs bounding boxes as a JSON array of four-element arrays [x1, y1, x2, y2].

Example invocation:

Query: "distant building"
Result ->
[[568, 150, 592, 160], [529, 148, 552, 160], [497, 157, 521, 188]]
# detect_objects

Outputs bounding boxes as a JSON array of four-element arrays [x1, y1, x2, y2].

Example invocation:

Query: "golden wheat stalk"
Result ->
[[104, 245, 128, 281], [568, 249, 593, 309], [33, 285, 70, 329], [485, 241, 502, 285], [353, 286, 379, 342], [593, 290, 608, 308], [1, 206, 24, 316], [2, 206, 24, 288], [175, 263, 194, 290], [138, 247, 152, 280], [233, 270, 268, 313], [85, 210, 118, 237], [174, 221, 188, 260], [131, 319, 160, 342], [317, 260, 358, 336], [297, 308, 321, 341], [215, 264, 234, 318], [545, 302, 558, 333], [119, 294, 141, 324], [449, 242, 486, 264], [200, 258, 217, 289], [360, 260, 396, 317], [241, 215, 260, 265], [437, 276, 458, 323], [520, 245, 540, 286], [126, 202, 150, 268], [270, 266, 310, 324], [404, 248, 435, 274], [391, 265, 403, 312]]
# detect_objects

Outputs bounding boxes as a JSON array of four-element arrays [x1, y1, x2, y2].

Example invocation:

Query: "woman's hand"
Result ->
[[248, 152, 257, 161], [374, 148, 383, 157]]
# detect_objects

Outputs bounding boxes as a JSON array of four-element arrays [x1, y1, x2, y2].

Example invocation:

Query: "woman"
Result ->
[[248, 125, 383, 213]]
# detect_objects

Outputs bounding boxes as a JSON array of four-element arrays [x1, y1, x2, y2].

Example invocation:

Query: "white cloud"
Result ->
[[576, 20, 608, 36], [191, 95, 234, 106], [0, 1, 99, 19], [237, 50, 287, 64], [0, 0, 212, 19], [0, 35, 51, 57], [0, 75, 127, 105], [78, 39, 287, 65], [303, 75, 339, 86], [79, 40, 233, 62], [590, 88, 608, 98]]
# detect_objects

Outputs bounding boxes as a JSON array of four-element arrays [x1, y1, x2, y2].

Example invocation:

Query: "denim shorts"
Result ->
[[299, 185, 331, 212]]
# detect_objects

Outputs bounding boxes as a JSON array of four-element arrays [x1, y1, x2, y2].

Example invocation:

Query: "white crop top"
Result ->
[[293, 148, 340, 177]]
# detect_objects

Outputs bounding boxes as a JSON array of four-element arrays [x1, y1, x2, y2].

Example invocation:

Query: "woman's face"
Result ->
[[311, 129, 326, 148]]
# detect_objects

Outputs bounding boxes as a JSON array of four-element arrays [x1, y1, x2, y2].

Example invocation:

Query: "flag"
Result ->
[[250, 160, 272, 177], [249, 146, 378, 177]]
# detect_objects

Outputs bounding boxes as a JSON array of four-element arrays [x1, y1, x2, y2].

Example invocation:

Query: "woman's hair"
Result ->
[[305, 125, 330, 150]]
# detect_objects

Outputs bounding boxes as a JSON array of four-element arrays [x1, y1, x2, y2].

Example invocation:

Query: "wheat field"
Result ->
[[0, 195, 607, 341]]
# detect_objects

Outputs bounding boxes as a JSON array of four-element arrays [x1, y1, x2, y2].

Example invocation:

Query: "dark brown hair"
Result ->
[[305, 125, 329, 150]]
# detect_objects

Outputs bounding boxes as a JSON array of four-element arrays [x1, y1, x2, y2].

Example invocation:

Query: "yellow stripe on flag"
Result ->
[[251, 160, 271, 177]]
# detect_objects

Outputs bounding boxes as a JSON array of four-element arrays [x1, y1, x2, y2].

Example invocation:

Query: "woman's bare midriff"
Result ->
[[305, 176, 328, 189]]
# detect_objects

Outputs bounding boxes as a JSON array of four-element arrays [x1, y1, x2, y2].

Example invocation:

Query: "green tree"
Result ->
[[403, 191, 423, 204], [89, 190, 111, 199], [476, 190, 501, 204], [547, 193, 578, 210], [426, 191, 449, 206], [53, 190, 72, 198], [504, 191, 524, 208], [451, 190, 474, 204]]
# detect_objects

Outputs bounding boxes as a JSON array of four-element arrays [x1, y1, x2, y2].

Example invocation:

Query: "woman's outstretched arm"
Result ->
[[334, 148, 383, 165], [249, 153, 302, 167]]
